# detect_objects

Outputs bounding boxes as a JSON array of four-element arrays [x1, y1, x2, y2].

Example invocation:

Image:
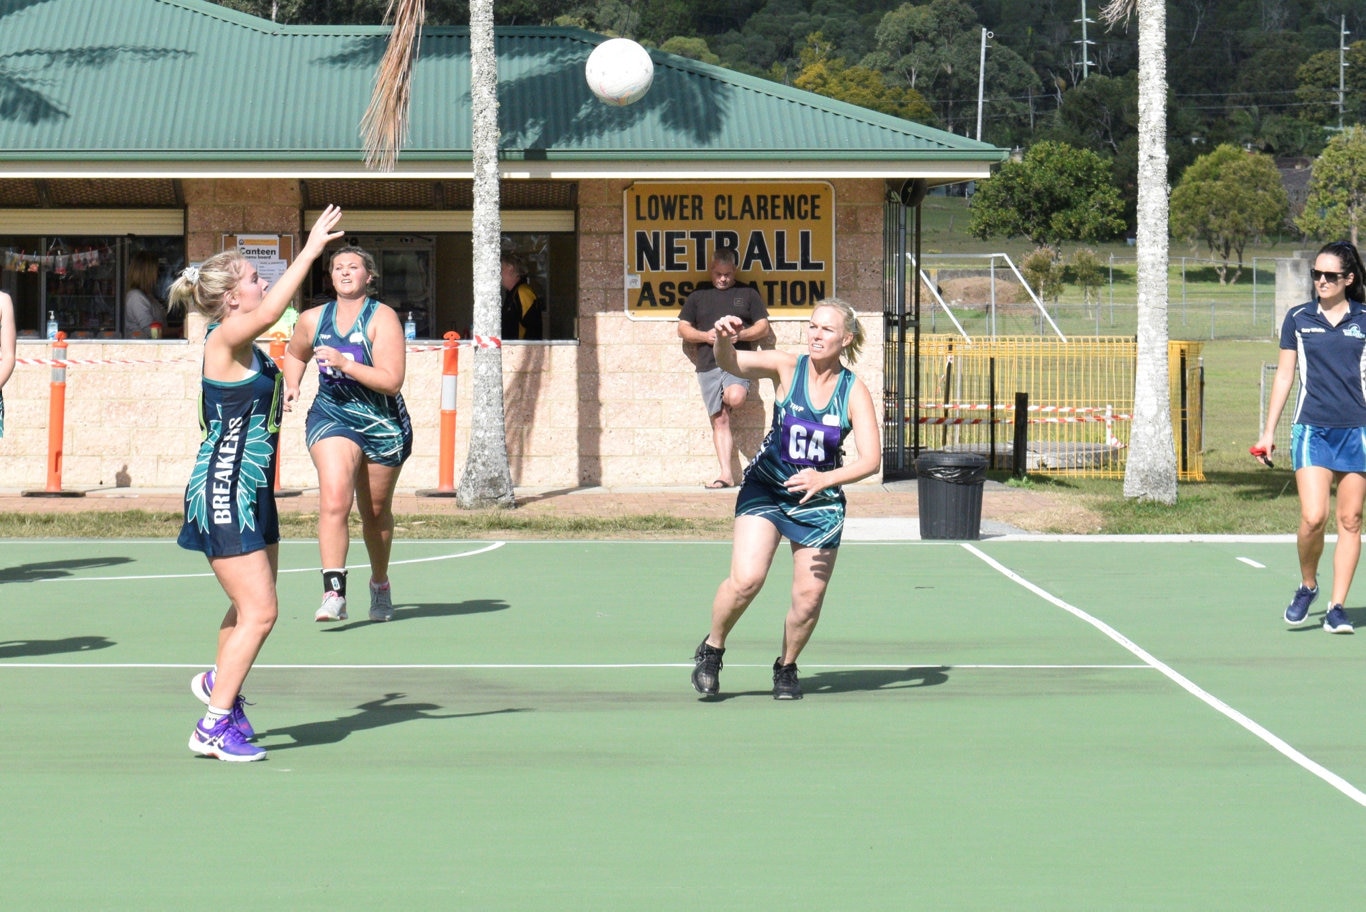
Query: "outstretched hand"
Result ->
[[303, 204, 345, 256]]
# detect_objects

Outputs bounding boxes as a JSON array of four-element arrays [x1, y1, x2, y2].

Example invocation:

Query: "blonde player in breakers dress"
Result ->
[[175, 206, 345, 761], [690, 299, 881, 700]]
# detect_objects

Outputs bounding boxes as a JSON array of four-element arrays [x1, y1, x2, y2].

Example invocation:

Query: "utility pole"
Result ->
[[1339, 15, 1351, 132], [976, 27, 991, 141], [1075, 0, 1096, 81]]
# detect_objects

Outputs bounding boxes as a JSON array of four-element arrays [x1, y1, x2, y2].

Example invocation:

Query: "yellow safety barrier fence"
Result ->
[[908, 335, 1203, 481]]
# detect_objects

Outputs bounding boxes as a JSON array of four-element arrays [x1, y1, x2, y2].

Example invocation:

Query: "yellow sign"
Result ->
[[624, 181, 835, 318]]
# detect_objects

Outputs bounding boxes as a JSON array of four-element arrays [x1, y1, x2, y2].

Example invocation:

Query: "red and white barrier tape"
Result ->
[[921, 402, 1120, 416], [914, 413, 1132, 425], [19, 336, 504, 367], [405, 335, 500, 353], [16, 356, 197, 367]]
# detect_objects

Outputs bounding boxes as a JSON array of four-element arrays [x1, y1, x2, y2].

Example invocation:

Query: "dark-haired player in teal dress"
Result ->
[[303, 297, 412, 467], [285, 247, 411, 624], [690, 300, 882, 700]]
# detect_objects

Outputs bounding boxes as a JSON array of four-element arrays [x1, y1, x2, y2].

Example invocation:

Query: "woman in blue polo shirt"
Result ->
[[1256, 240, 1366, 634]]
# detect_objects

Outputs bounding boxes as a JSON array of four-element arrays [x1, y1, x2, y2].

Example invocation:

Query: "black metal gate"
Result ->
[[882, 180, 926, 480]]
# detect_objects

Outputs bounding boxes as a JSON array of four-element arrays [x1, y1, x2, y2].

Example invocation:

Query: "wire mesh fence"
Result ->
[[916, 254, 1288, 341]]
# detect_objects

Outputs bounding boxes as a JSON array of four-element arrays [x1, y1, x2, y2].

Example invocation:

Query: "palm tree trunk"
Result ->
[[1109, 0, 1177, 503], [457, 0, 515, 508]]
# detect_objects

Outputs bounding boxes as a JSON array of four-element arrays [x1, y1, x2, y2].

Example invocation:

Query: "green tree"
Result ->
[[1049, 73, 1137, 156], [793, 33, 935, 122], [967, 141, 1127, 253], [1294, 41, 1366, 128], [864, 0, 1038, 140], [1020, 246, 1063, 303], [1297, 125, 1366, 248], [1169, 144, 1288, 284], [1067, 247, 1104, 312], [550, 2, 640, 39], [658, 36, 720, 65]]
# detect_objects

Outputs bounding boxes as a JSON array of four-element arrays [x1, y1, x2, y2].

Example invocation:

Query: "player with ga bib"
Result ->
[[690, 299, 881, 700]]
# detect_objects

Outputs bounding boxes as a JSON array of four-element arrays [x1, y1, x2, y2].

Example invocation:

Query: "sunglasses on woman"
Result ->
[[1311, 269, 1347, 283]]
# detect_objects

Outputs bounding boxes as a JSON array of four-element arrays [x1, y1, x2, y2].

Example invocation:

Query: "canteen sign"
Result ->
[[624, 181, 835, 318]]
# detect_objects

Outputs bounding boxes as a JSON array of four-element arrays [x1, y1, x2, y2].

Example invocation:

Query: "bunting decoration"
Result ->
[[2, 247, 105, 274]]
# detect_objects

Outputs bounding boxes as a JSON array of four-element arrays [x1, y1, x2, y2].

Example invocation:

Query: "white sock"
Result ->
[[203, 705, 230, 727]]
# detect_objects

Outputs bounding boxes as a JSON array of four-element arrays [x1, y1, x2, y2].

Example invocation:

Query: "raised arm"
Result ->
[[713, 313, 788, 384], [214, 206, 343, 350]]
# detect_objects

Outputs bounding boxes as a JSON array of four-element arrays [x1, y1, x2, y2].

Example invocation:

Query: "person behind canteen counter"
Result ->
[[124, 249, 168, 338]]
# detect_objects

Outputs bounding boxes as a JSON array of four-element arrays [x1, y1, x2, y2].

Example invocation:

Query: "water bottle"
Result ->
[[404, 311, 417, 341], [46, 310, 58, 340]]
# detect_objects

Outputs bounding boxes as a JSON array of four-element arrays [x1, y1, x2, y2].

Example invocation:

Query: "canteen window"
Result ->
[[0, 235, 185, 339], [304, 231, 577, 342]]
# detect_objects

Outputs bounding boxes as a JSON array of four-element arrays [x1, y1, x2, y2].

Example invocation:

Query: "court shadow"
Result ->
[[261, 692, 528, 751], [0, 635, 115, 659], [320, 598, 511, 632], [802, 666, 952, 694], [696, 665, 951, 701], [695, 690, 773, 702], [0, 557, 134, 583]]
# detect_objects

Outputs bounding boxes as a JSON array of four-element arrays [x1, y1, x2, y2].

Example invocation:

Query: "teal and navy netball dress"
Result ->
[[305, 298, 412, 466], [1280, 298, 1366, 472], [735, 355, 856, 548], [178, 329, 283, 557]]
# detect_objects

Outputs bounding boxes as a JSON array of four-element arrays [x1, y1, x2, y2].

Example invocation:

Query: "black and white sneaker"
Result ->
[[691, 639, 724, 695], [772, 658, 803, 700]]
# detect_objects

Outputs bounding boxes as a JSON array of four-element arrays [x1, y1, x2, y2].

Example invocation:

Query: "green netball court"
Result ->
[[3, 536, 1365, 910]]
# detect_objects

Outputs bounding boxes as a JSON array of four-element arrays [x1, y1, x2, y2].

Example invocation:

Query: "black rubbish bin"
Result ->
[[915, 452, 989, 540]]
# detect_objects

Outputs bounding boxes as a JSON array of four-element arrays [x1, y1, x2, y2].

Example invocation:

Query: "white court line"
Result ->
[[1238, 557, 1266, 568], [22, 541, 507, 583], [962, 542, 1366, 808], [0, 662, 1150, 670]]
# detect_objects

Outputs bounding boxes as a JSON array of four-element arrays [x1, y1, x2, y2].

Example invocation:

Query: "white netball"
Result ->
[[585, 38, 655, 106]]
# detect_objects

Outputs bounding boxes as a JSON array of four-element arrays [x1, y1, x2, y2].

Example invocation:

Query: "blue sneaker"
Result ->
[[1324, 604, 1355, 634], [190, 669, 255, 740], [1285, 584, 1318, 625], [188, 715, 266, 762]]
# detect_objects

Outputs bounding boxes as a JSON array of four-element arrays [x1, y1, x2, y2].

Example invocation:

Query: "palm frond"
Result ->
[[1098, 0, 1134, 28], [360, 0, 426, 172]]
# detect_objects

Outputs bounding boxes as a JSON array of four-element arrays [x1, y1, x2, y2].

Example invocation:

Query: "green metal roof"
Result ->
[[0, 0, 1005, 178]]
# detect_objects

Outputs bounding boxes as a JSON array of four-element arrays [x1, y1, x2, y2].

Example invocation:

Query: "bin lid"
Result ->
[[915, 451, 988, 468]]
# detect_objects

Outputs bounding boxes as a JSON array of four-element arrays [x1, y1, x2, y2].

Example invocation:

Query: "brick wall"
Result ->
[[0, 178, 887, 491]]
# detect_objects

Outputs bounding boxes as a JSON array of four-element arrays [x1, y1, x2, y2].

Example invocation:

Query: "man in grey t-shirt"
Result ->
[[677, 248, 770, 488]]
